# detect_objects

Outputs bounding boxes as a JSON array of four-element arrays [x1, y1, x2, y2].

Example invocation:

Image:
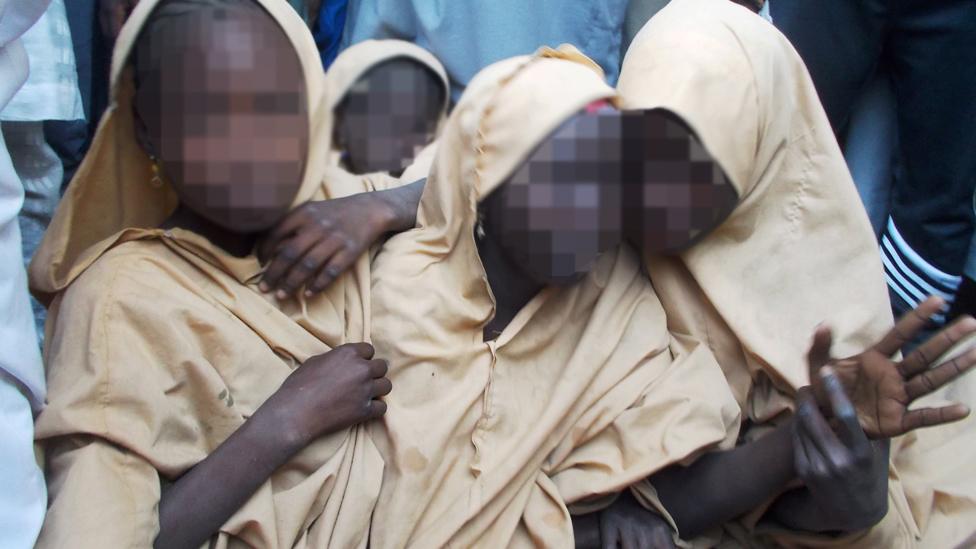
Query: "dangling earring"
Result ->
[[476, 210, 487, 241], [148, 155, 164, 188]]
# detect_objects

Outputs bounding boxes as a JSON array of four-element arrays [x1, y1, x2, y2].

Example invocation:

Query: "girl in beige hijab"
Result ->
[[30, 1, 398, 547], [257, 39, 451, 300], [365, 46, 743, 548], [611, 0, 976, 546]]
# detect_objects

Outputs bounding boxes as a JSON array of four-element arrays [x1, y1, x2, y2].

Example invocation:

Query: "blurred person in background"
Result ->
[[772, 0, 976, 329], [0, 0, 51, 546]]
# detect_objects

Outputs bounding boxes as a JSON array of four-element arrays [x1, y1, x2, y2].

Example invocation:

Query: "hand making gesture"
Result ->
[[807, 296, 976, 438]]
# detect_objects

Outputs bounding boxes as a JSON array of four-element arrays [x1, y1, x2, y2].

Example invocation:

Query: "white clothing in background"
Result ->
[[0, 0, 52, 547]]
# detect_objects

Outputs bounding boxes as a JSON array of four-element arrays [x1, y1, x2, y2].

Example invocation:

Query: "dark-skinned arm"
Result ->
[[648, 417, 796, 539], [154, 344, 391, 549], [154, 408, 302, 549]]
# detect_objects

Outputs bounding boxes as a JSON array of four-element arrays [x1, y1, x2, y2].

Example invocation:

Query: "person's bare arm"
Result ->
[[649, 417, 796, 539], [154, 343, 390, 549]]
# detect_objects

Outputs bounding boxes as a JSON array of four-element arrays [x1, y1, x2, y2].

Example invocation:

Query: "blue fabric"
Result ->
[[340, 0, 628, 102], [314, 0, 350, 69]]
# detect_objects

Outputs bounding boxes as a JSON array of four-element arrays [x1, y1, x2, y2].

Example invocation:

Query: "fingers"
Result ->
[[306, 244, 359, 296], [899, 315, 976, 378], [601, 526, 619, 549], [367, 398, 388, 418], [368, 358, 389, 378], [807, 325, 834, 373], [874, 296, 945, 357], [278, 239, 344, 298], [371, 377, 393, 398], [795, 387, 850, 469], [905, 345, 976, 401], [820, 367, 871, 453], [620, 530, 636, 549], [341, 342, 375, 360], [901, 404, 970, 433], [652, 529, 677, 549], [259, 231, 322, 296], [257, 206, 312, 261]]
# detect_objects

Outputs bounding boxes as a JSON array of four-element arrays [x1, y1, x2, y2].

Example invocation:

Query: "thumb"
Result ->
[[807, 324, 833, 380]]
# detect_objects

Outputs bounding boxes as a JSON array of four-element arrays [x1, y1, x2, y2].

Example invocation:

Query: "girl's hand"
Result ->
[[792, 374, 888, 532], [257, 193, 397, 299], [260, 343, 391, 449], [807, 297, 976, 438]]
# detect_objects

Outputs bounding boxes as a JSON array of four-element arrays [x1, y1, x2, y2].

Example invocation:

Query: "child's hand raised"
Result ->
[[806, 297, 976, 439], [792, 376, 888, 532]]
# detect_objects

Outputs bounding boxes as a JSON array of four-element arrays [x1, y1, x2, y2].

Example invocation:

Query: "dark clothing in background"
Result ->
[[773, 0, 976, 277]]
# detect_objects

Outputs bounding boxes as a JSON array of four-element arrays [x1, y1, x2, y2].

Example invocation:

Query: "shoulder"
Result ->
[[53, 240, 215, 336]]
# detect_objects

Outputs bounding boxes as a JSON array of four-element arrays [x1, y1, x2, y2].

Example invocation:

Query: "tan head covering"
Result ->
[[616, 0, 923, 546], [28, 0, 342, 303], [366, 46, 740, 547], [33, 1, 384, 547], [618, 0, 893, 415]]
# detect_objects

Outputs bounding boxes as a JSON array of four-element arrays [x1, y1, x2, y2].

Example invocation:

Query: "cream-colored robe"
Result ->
[[618, 0, 976, 546], [30, 0, 392, 546], [367, 48, 742, 548]]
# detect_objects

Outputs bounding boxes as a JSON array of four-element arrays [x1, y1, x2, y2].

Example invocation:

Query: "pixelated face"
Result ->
[[619, 109, 739, 252], [480, 109, 624, 286], [334, 59, 444, 176], [135, 8, 308, 233]]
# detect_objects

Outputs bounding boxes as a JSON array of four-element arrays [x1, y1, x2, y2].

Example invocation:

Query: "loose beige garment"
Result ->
[[366, 47, 742, 549], [618, 0, 975, 546], [30, 0, 390, 547]]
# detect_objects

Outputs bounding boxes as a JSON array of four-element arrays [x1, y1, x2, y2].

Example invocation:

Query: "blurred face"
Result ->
[[480, 109, 625, 286], [334, 59, 444, 176], [619, 109, 738, 252], [134, 7, 308, 233]]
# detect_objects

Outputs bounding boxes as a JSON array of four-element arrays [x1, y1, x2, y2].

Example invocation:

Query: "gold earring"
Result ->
[[149, 156, 164, 188], [476, 211, 486, 241]]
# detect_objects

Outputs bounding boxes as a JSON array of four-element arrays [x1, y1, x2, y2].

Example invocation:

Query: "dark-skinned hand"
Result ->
[[257, 193, 397, 300], [793, 372, 888, 532], [259, 343, 391, 448], [599, 492, 677, 549], [99, 0, 140, 41], [807, 296, 976, 439]]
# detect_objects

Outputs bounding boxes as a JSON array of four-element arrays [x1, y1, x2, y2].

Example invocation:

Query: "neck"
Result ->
[[160, 204, 257, 257], [477, 228, 543, 341]]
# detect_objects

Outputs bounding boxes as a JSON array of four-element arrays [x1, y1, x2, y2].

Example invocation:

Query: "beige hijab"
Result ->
[[618, 1, 971, 547], [32, 1, 384, 547], [366, 47, 741, 548]]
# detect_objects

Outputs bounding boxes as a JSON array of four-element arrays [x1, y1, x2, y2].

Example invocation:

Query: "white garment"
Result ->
[[0, 373, 46, 549], [0, 1, 51, 546], [1, 0, 83, 122]]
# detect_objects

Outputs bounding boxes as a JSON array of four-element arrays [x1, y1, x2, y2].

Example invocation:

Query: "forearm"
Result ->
[[650, 418, 796, 539], [154, 409, 302, 549], [376, 178, 425, 234]]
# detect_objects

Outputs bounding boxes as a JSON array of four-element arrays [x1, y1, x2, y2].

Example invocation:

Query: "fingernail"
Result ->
[[304, 290, 314, 298], [259, 282, 269, 292], [819, 366, 836, 379], [275, 290, 287, 300]]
